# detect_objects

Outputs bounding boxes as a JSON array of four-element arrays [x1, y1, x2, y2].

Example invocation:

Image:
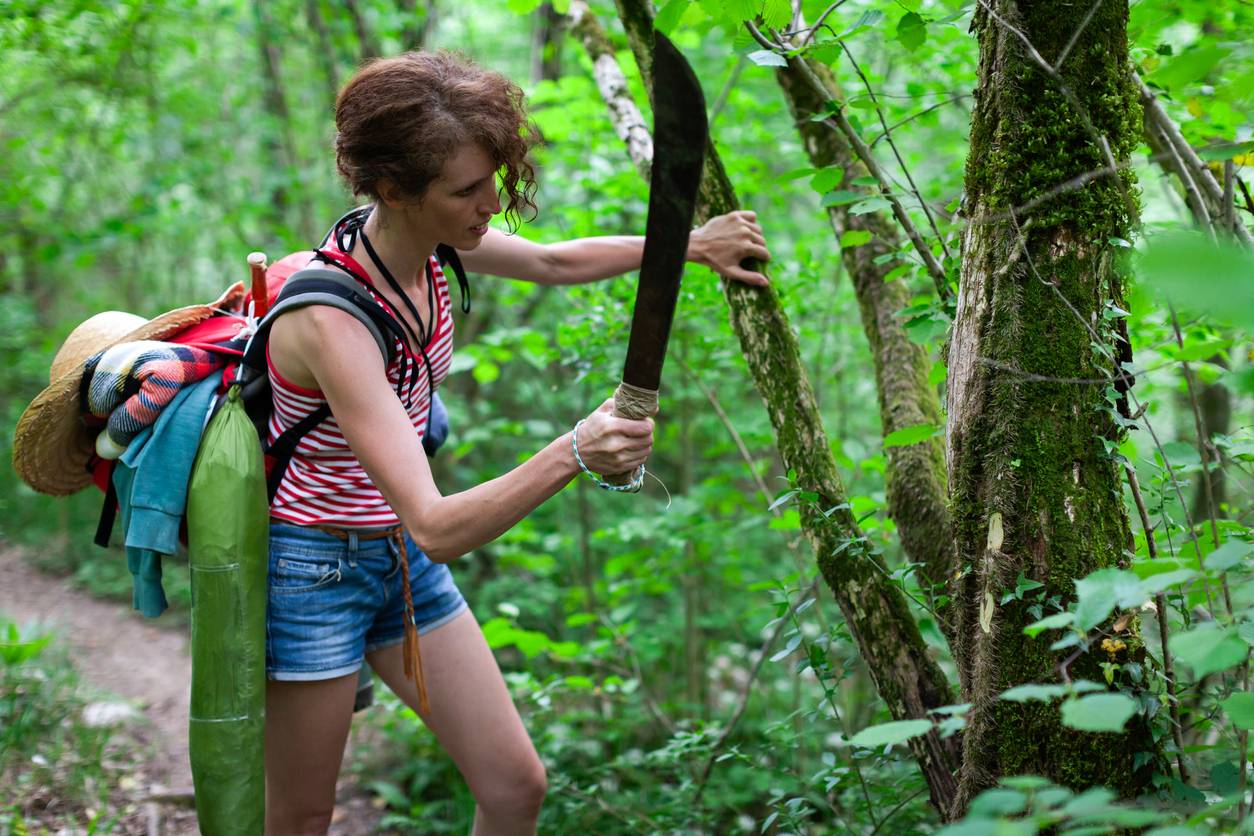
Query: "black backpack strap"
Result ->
[[435, 243, 470, 314], [240, 267, 413, 502], [265, 403, 331, 503]]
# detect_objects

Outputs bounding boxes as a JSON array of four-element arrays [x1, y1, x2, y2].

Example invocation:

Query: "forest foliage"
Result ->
[[1, 0, 1252, 832]]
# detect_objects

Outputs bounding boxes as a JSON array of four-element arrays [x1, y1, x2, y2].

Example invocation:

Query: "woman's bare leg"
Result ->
[[264, 672, 358, 835], [368, 609, 546, 836]]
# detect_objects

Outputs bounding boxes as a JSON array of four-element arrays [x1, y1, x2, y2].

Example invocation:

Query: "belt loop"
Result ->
[[347, 530, 359, 552]]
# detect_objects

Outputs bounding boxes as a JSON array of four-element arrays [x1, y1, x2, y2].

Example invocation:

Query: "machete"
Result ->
[[607, 31, 708, 486]]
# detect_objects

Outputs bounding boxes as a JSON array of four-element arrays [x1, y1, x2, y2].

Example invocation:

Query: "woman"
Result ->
[[264, 51, 769, 834]]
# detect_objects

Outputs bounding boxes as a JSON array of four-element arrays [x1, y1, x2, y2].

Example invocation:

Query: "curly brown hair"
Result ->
[[334, 51, 539, 230]]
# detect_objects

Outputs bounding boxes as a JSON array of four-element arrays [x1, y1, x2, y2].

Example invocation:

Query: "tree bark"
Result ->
[[303, 0, 341, 107], [772, 56, 954, 606], [948, 0, 1154, 807], [253, 0, 304, 230], [531, 2, 565, 82], [398, 0, 438, 50], [593, 0, 963, 816], [344, 0, 382, 62]]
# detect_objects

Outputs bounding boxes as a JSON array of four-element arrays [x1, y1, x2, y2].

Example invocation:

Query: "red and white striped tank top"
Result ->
[[267, 252, 455, 527]]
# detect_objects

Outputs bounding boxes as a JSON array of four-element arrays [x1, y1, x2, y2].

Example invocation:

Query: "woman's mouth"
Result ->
[[470, 223, 489, 236]]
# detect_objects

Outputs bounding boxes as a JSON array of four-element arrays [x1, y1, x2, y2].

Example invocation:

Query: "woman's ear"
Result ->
[[376, 178, 407, 210]]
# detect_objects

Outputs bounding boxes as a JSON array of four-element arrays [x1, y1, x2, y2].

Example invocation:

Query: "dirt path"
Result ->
[[0, 546, 385, 834]]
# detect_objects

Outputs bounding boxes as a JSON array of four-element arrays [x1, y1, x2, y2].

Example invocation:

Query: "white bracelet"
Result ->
[[571, 419, 644, 493]]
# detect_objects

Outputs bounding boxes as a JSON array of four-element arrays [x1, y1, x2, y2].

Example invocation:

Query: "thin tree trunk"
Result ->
[[344, 0, 382, 62], [589, 0, 962, 816], [398, 0, 438, 50], [773, 55, 954, 606], [948, 0, 1154, 807], [253, 0, 306, 232], [304, 0, 341, 106], [531, 2, 565, 82]]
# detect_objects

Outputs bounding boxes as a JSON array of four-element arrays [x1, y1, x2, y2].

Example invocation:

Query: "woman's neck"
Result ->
[[359, 205, 436, 292]]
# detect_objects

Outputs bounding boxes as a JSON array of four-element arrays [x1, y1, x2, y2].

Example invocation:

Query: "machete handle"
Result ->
[[248, 252, 269, 319], [605, 381, 659, 488]]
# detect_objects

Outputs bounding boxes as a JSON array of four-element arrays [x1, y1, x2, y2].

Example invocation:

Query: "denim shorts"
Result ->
[[266, 521, 468, 681]]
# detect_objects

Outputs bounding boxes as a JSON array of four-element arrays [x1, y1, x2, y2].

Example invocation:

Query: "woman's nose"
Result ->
[[481, 184, 502, 215]]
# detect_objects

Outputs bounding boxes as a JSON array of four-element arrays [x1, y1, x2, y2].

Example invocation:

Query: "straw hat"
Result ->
[[12, 283, 245, 496]]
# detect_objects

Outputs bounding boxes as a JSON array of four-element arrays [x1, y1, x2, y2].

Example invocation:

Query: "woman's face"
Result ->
[[403, 144, 502, 250]]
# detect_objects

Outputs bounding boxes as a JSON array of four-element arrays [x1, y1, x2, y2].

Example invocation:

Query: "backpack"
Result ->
[[93, 246, 468, 543]]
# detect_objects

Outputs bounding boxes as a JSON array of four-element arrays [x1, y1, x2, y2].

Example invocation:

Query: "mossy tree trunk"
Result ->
[[773, 57, 953, 610], [948, 0, 1153, 807], [604, 0, 962, 816]]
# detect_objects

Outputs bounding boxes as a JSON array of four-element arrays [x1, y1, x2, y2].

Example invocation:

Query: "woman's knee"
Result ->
[[475, 755, 548, 818]]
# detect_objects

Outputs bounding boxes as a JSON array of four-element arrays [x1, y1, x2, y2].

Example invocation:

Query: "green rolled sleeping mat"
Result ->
[[186, 386, 268, 833]]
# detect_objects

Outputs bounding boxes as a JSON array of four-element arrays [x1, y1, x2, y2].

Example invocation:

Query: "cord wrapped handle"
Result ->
[[603, 381, 658, 488]]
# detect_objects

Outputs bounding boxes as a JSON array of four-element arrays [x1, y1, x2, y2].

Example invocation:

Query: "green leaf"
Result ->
[[760, 0, 791, 29], [1023, 611, 1073, 636], [1221, 693, 1254, 730], [849, 719, 933, 747], [840, 229, 873, 248], [722, 0, 758, 21], [968, 788, 1027, 816], [1060, 693, 1137, 733], [1139, 569, 1198, 596], [1073, 568, 1144, 631], [1149, 45, 1231, 89], [1172, 625, 1249, 678], [883, 423, 939, 448], [1171, 338, 1232, 363], [655, 0, 691, 33], [839, 9, 885, 37], [1204, 540, 1252, 572], [820, 189, 862, 207], [1001, 682, 1068, 702], [849, 197, 893, 215], [507, 0, 544, 13], [809, 166, 844, 193], [1138, 233, 1254, 327], [746, 49, 787, 68], [896, 12, 926, 51]]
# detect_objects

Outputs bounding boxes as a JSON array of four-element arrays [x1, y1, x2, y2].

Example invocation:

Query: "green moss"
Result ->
[[965, 0, 1143, 236]]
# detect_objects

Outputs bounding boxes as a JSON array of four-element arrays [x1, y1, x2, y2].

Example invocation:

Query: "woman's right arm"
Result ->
[[271, 306, 652, 562]]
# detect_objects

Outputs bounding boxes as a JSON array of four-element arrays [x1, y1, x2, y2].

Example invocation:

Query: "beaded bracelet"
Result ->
[[571, 419, 645, 493]]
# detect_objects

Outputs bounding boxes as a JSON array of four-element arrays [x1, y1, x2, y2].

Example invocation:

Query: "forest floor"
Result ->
[[0, 545, 386, 835]]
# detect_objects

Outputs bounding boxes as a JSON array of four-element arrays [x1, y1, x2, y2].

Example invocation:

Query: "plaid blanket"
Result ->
[[84, 340, 225, 451]]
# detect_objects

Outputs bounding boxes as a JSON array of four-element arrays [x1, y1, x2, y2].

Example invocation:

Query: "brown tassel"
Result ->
[[394, 530, 429, 714]]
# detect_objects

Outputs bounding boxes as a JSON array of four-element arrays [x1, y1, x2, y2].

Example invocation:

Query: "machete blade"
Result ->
[[620, 32, 708, 393]]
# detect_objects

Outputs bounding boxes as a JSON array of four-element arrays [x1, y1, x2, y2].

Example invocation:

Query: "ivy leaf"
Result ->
[[849, 719, 932, 748], [840, 229, 873, 248], [896, 12, 926, 51], [1220, 693, 1254, 730], [883, 423, 939, 448], [1060, 693, 1137, 733], [1171, 624, 1249, 679]]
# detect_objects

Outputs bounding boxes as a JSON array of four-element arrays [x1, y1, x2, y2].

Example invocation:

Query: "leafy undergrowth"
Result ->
[[0, 619, 191, 835]]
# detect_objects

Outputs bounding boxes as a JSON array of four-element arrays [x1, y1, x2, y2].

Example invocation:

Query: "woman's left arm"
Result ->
[[458, 210, 771, 287]]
